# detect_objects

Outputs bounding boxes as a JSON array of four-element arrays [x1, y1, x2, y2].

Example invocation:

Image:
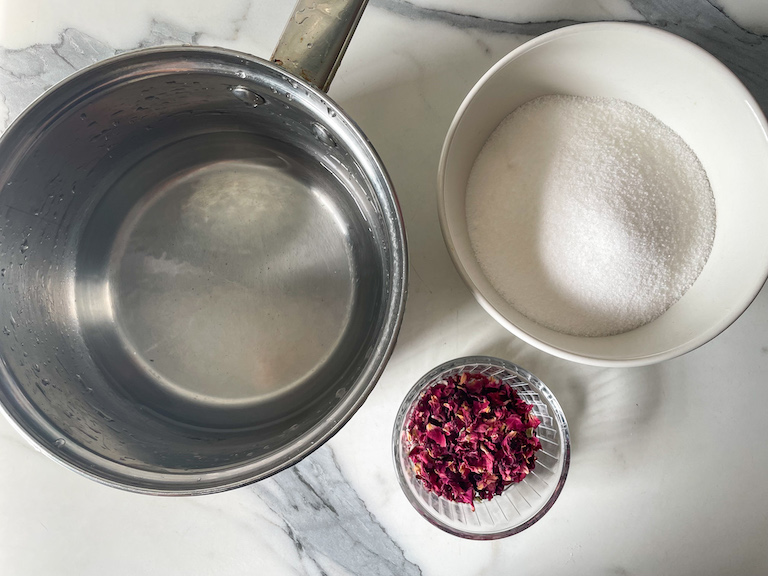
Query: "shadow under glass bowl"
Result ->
[[392, 356, 570, 539]]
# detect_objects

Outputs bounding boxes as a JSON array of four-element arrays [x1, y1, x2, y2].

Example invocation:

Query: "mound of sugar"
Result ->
[[466, 95, 716, 337]]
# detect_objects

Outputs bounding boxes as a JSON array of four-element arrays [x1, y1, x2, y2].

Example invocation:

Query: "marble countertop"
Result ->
[[2, 1, 768, 574]]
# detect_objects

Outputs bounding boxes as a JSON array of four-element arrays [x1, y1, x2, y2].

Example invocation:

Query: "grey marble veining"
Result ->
[[256, 446, 421, 576], [2, 1, 767, 130], [0, 22, 197, 132], [375, 0, 768, 110], [377, 0, 596, 35], [626, 0, 768, 109]]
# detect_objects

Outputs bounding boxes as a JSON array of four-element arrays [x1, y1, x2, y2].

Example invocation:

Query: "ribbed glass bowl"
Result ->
[[392, 356, 570, 539]]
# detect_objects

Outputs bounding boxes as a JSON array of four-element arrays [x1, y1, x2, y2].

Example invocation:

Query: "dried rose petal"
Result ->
[[406, 371, 542, 510]]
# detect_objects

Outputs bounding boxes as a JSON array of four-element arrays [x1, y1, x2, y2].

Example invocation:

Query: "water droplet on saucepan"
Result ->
[[33, 363, 41, 372], [307, 42, 313, 48], [0, 269, 5, 277], [2, 326, 10, 336], [231, 86, 265, 107], [236, 70, 246, 79], [285, 92, 293, 101], [20, 239, 29, 253], [327, 107, 336, 118], [41, 378, 50, 386], [54, 438, 66, 448], [312, 122, 336, 147]]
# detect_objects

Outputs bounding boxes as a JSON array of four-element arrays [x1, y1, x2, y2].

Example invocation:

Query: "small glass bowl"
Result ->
[[392, 356, 570, 539]]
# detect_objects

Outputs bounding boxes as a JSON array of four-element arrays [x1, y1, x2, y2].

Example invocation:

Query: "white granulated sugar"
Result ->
[[466, 95, 716, 337]]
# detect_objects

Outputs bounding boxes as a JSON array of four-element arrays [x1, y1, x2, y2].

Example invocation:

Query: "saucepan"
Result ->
[[0, 0, 407, 493]]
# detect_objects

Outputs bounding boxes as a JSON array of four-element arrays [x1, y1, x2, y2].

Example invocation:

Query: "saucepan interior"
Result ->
[[0, 47, 406, 493]]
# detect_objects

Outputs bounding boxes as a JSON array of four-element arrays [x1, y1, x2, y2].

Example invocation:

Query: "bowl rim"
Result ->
[[436, 21, 768, 367], [391, 355, 571, 539]]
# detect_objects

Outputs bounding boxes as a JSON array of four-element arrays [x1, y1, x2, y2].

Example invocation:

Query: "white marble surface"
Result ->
[[2, 1, 768, 574]]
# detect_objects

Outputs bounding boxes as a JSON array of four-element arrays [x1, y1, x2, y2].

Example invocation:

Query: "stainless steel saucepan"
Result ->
[[0, 0, 407, 493]]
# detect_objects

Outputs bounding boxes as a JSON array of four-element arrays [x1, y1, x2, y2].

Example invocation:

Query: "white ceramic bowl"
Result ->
[[438, 22, 768, 367]]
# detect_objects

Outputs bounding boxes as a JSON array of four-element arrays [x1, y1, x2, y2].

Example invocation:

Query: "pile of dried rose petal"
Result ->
[[406, 371, 541, 508]]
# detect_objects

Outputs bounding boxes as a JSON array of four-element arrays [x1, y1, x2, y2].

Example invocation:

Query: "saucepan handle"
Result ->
[[271, 0, 368, 92]]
